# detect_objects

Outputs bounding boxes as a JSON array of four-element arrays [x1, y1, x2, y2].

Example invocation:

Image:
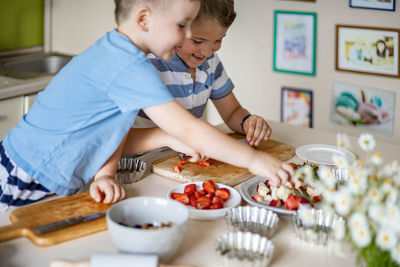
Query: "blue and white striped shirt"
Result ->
[[134, 53, 234, 128]]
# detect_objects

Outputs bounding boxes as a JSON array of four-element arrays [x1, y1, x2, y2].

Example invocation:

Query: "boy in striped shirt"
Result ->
[[134, 0, 271, 147]]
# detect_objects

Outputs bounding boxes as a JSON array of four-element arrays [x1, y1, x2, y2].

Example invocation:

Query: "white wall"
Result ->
[[51, 0, 400, 144]]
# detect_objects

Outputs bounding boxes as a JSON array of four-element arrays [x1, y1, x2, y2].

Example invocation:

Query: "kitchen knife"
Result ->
[[34, 212, 106, 235]]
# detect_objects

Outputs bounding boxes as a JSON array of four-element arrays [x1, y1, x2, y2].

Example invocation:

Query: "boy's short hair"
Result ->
[[114, 0, 199, 25], [196, 0, 236, 28]]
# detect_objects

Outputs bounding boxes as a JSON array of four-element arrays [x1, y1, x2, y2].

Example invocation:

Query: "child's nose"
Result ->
[[185, 28, 192, 39]]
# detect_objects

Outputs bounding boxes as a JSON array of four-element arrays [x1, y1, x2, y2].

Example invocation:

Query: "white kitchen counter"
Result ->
[[0, 75, 51, 100], [0, 121, 399, 267]]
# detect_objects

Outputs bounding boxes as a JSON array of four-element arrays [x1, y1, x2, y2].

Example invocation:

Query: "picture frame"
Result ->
[[330, 82, 395, 134], [349, 0, 396, 11], [281, 87, 313, 128], [336, 25, 400, 78], [273, 10, 317, 76]]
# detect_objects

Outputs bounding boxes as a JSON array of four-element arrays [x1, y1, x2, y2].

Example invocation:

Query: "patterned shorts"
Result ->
[[0, 142, 51, 212]]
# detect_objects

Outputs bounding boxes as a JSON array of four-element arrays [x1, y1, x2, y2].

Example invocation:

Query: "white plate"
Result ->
[[295, 144, 356, 166], [239, 176, 295, 217], [167, 182, 241, 220]]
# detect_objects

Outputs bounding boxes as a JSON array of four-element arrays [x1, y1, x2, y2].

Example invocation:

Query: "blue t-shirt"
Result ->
[[2, 29, 173, 196]]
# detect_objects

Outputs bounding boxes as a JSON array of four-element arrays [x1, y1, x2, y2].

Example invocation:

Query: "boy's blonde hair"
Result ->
[[114, 0, 199, 24], [196, 0, 236, 28]]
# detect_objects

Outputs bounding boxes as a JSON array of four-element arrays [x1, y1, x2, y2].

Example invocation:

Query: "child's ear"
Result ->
[[135, 6, 151, 32]]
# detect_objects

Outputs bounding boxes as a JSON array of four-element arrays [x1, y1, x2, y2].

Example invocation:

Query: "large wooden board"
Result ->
[[152, 134, 295, 187], [0, 192, 111, 246]]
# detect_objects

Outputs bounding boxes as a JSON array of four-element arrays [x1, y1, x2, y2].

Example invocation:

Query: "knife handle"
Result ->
[[34, 216, 84, 235]]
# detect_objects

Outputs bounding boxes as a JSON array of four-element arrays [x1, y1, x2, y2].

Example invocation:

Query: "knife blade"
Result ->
[[34, 212, 106, 235]]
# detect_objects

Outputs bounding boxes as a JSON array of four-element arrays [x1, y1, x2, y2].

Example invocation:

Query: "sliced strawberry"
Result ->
[[184, 184, 197, 194], [269, 199, 281, 207], [170, 192, 181, 200], [203, 180, 217, 194], [174, 193, 189, 205], [284, 194, 299, 210], [289, 162, 299, 170], [206, 192, 215, 199], [197, 161, 211, 167], [196, 196, 212, 204], [195, 190, 207, 198], [172, 165, 182, 173], [215, 188, 230, 201], [189, 196, 197, 207], [210, 202, 224, 209], [312, 195, 322, 203], [211, 196, 223, 205], [178, 160, 188, 166], [294, 195, 310, 205], [252, 195, 264, 202], [196, 201, 211, 210]]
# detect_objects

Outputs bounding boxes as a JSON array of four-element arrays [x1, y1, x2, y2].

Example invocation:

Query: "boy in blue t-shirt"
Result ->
[[0, 0, 293, 212]]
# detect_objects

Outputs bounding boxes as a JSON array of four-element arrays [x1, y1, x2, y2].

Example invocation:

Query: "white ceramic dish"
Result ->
[[295, 144, 355, 166], [106, 196, 189, 262], [167, 182, 241, 220], [239, 176, 296, 217]]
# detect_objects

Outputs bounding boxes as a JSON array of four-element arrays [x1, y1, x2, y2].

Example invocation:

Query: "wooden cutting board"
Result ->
[[0, 192, 111, 246], [152, 134, 295, 187]]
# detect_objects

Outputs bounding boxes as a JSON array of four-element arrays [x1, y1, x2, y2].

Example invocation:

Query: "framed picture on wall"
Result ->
[[349, 0, 396, 11], [281, 87, 313, 128], [273, 10, 317, 76], [330, 82, 395, 134], [336, 25, 400, 78]]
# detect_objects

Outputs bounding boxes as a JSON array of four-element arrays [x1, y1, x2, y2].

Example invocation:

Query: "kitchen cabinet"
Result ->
[[0, 96, 24, 140]]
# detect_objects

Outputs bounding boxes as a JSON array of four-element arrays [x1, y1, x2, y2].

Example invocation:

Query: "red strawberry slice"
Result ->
[[196, 201, 211, 210], [174, 193, 189, 205], [203, 180, 217, 194], [195, 189, 207, 198], [210, 202, 224, 209], [196, 196, 212, 204], [197, 161, 210, 167], [170, 192, 181, 200], [184, 184, 197, 194], [312, 195, 322, 203], [284, 194, 299, 210], [211, 196, 223, 205], [189, 196, 197, 207], [269, 199, 281, 207], [215, 188, 230, 201], [294, 195, 310, 205], [252, 195, 264, 202], [173, 165, 182, 173], [178, 160, 188, 166]]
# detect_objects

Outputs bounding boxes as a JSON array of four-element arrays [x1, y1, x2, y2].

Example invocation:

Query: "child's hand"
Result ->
[[90, 175, 127, 204], [249, 151, 294, 186], [243, 115, 272, 146]]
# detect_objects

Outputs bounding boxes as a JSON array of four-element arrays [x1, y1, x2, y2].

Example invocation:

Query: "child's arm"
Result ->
[[212, 92, 271, 146], [90, 134, 128, 204], [123, 128, 207, 162], [143, 101, 294, 185]]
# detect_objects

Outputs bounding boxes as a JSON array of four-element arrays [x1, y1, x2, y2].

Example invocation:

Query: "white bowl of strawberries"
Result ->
[[167, 180, 241, 220]]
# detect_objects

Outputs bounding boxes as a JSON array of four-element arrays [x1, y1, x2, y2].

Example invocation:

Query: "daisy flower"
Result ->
[[347, 172, 367, 195], [333, 155, 349, 169], [383, 161, 399, 177], [336, 133, 352, 150], [334, 189, 353, 216], [298, 205, 315, 227], [349, 212, 369, 230], [322, 187, 336, 204], [350, 224, 371, 248], [368, 204, 385, 225], [371, 152, 383, 166], [376, 227, 398, 251], [366, 187, 383, 204], [358, 133, 375, 151], [317, 165, 336, 188]]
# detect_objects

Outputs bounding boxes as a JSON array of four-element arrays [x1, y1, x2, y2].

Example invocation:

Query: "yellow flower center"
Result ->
[[383, 235, 389, 243], [371, 191, 377, 197], [359, 229, 365, 237]]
